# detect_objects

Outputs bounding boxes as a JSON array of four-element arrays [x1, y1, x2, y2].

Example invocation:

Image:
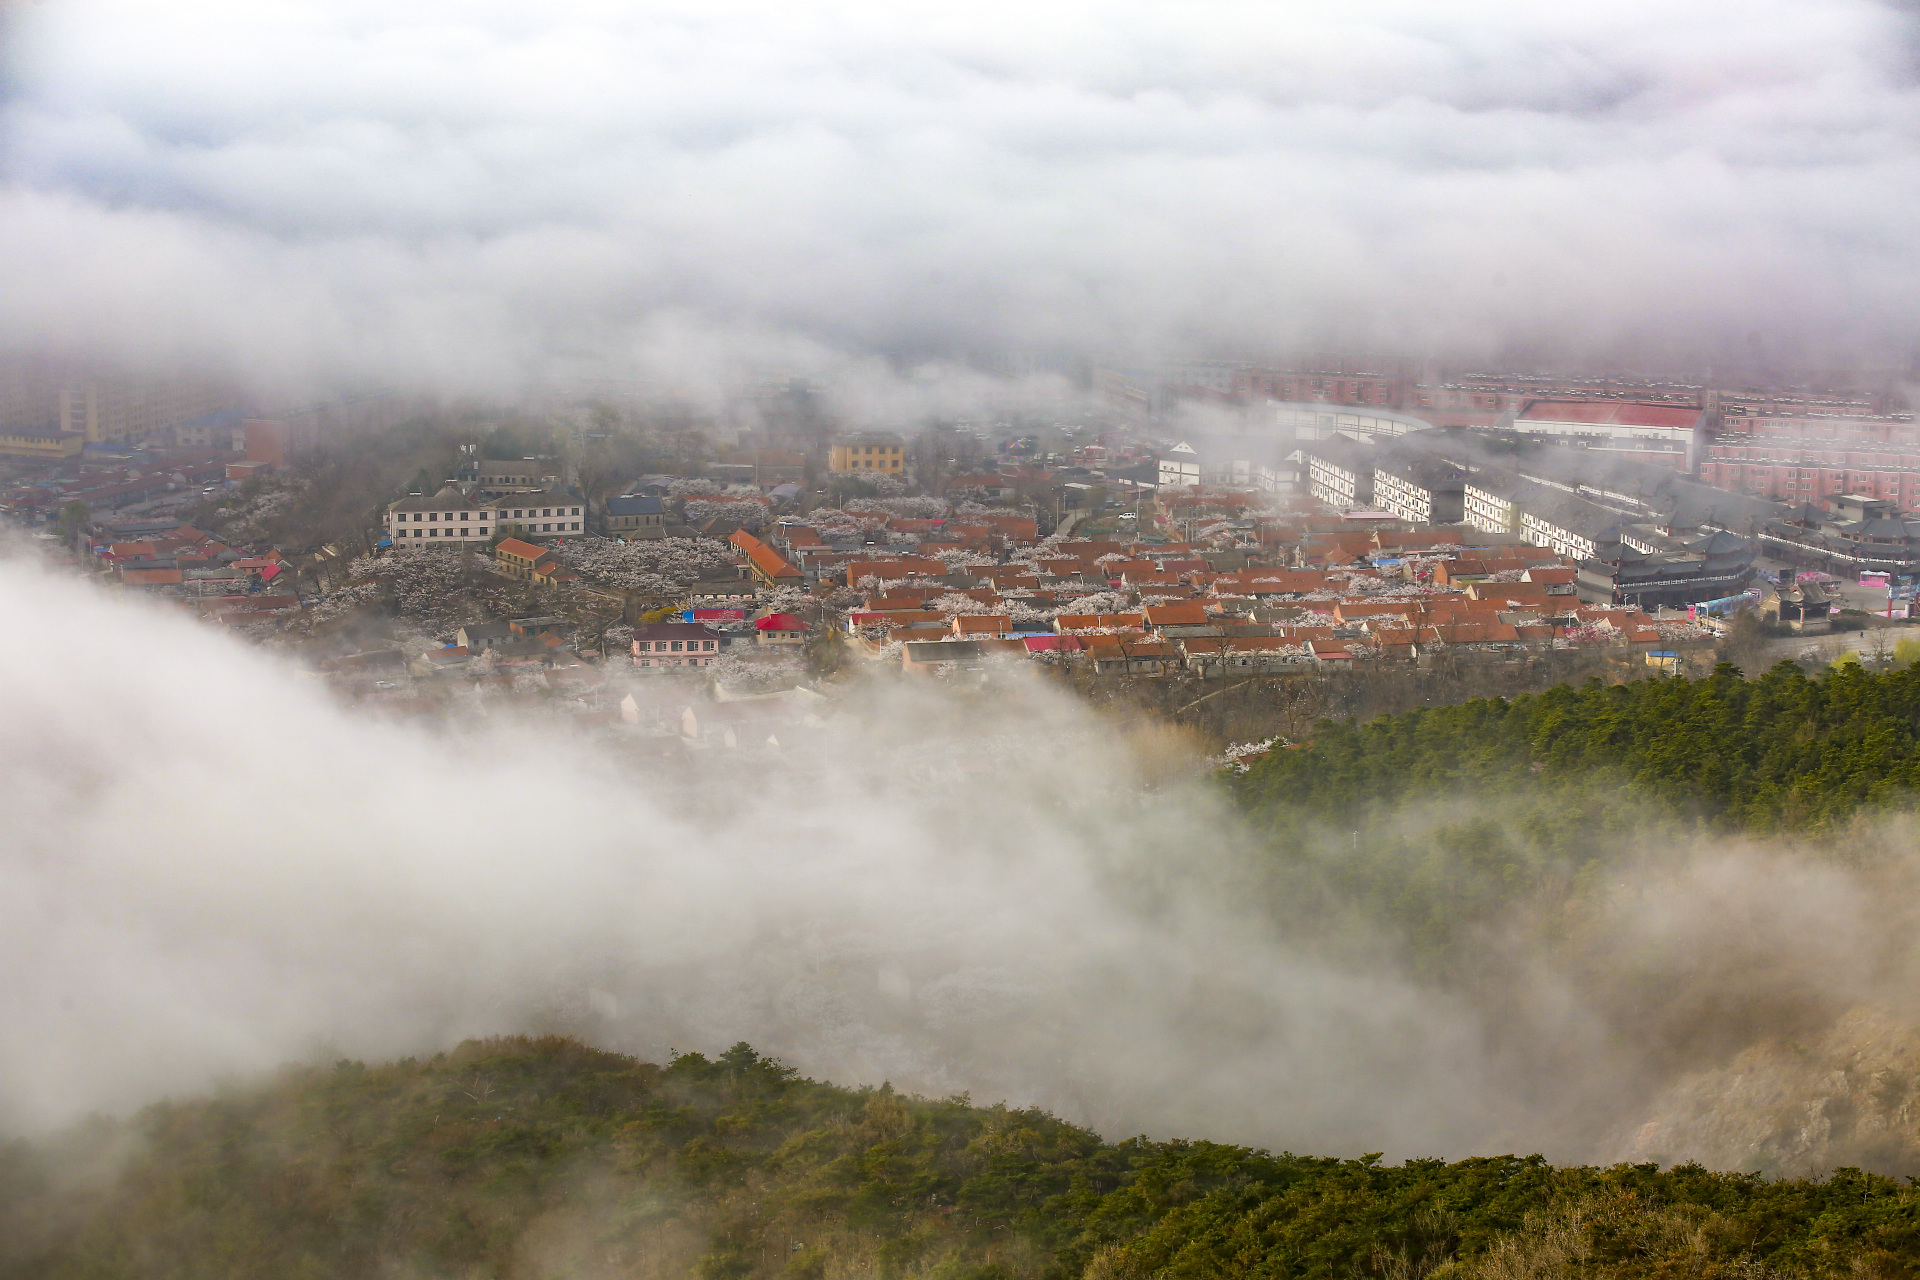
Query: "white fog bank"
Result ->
[[3, 0, 1917, 391], [4, 559, 1918, 1173]]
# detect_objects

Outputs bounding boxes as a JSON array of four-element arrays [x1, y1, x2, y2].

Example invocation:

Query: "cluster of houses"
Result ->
[[0, 427, 291, 526], [38, 429, 1727, 702], [584, 501, 1709, 681], [843, 535, 1699, 680], [85, 518, 305, 626]]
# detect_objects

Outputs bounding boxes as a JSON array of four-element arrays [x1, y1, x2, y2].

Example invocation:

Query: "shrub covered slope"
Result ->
[[4, 1037, 1920, 1279]]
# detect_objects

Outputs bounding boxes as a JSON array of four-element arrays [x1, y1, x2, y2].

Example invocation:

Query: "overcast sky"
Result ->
[[2, 0, 1917, 394]]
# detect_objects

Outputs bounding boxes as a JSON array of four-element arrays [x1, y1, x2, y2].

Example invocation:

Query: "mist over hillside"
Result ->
[[9, 7, 1920, 1276], [5, 557, 1920, 1178]]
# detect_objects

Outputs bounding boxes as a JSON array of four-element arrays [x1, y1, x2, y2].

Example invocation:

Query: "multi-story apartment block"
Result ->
[[469, 458, 562, 496], [1462, 476, 1524, 536], [384, 488, 582, 548], [386, 487, 493, 546], [1509, 401, 1706, 470], [1518, 504, 1602, 561], [1232, 365, 1406, 409], [490, 491, 585, 539], [1714, 414, 1917, 447], [1300, 439, 1375, 510], [1702, 458, 1920, 513], [58, 372, 237, 445], [828, 433, 904, 474], [1372, 458, 1466, 525]]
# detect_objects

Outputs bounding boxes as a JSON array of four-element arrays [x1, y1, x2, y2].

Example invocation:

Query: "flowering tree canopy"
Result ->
[[925, 593, 999, 616], [932, 548, 997, 569], [557, 536, 737, 594], [845, 495, 950, 520], [683, 498, 770, 531]]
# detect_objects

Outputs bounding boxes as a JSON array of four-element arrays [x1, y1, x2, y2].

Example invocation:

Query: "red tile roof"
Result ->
[[730, 530, 804, 582], [495, 537, 546, 561], [1518, 401, 1702, 429], [1142, 602, 1209, 627], [953, 615, 1012, 635]]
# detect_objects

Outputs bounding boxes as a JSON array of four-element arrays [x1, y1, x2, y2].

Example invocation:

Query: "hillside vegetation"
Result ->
[[4, 1037, 1920, 1280], [1239, 660, 1920, 836], [1230, 660, 1920, 971]]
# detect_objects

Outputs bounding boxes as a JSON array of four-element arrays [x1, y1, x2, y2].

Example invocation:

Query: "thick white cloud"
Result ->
[[1, 0, 1916, 394]]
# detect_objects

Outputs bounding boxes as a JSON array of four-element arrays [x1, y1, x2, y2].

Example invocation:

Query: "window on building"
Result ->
[[671, 641, 683, 652]]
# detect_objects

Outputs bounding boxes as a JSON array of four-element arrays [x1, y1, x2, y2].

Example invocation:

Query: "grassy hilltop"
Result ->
[[4, 1036, 1920, 1280]]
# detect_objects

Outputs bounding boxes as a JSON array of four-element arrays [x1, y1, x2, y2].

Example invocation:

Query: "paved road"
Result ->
[[1762, 622, 1920, 664]]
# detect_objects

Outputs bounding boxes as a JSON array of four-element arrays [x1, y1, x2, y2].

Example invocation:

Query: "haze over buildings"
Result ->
[[1, 0, 1917, 403]]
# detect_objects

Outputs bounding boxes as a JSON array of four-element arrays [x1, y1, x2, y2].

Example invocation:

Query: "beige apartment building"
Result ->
[[58, 373, 236, 445]]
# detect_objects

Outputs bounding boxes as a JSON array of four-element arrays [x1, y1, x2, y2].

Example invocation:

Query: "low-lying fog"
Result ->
[[6, 557, 1920, 1174]]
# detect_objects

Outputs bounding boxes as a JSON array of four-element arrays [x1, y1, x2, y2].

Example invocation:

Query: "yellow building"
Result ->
[[0, 425, 84, 458], [828, 435, 905, 475]]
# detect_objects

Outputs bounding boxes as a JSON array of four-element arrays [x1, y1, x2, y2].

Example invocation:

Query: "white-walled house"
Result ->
[[630, 622, 721, 668]]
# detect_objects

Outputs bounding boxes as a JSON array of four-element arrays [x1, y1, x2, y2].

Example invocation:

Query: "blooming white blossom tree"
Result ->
[[845, 495, 950, 520], [1213, 736, 1281, 773], [1052, 589, 1132, 617], [925, 592, 998, 616], [759, 584, 814, 615], [666, 478, 723, 497], [215, 485, 301, 543], [707, 649, 809, 692], [306, 580, 385, 624], [344, 548, 512, 629], [808, 508, 888, 540], [933, 548, 998, 570], [556, 536, 737, 593], [682, 498, 770, 531]]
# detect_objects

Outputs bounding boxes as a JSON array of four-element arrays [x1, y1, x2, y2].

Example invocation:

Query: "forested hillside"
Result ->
[[1238, 660, 1920, 836], [1230, 660, 1920, 972], [3, 1037, 1918, 1280]]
